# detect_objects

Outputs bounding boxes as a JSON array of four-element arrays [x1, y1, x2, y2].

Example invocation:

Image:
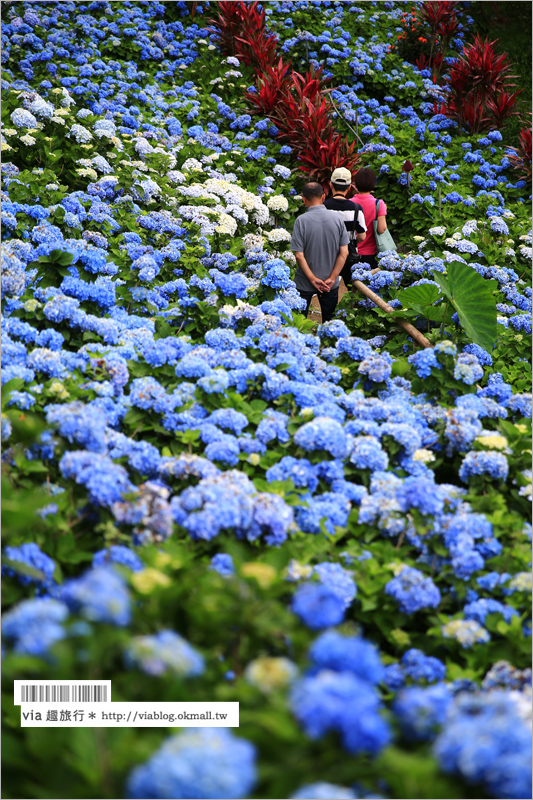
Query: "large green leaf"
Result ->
[[432, 261, 497, 351], [397, 283, 441, 312]]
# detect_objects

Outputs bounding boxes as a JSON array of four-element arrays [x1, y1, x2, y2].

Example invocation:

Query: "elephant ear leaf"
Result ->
[[432, 262, 497, 352], [397, 284, 441, 314]]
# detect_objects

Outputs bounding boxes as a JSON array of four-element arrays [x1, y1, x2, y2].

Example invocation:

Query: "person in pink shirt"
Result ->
[[350, 167, 388, 271]]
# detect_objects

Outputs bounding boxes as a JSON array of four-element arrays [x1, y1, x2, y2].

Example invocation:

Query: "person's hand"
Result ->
[[311, 277, 328, 293], [323, 277, 336, 291]]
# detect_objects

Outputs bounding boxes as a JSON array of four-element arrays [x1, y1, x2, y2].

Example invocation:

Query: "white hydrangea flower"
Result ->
[[412, 448, 435, 463], [244, 657, 298, 693], [507, 572, 532, 592], [462, 220, 478, 237], [181, 158, 203, 173], [265, 228, 292, 243], [215, 213, 238, 237], [281, 250, 296, 265], [134, 136, 153, 156], [442, 619, 490, 648], [252, 204, 270, 226], [267, 195, 289, 212], [475, 432, 509, 451], [76, 167, 98, 179], [242, 233, 265, 251]]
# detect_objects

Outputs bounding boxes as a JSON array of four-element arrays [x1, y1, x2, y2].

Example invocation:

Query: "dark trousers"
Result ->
[[299, 287, 339, 322], [341, 254, 378, 289]]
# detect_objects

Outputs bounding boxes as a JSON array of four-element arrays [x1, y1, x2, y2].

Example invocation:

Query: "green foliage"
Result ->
[[431, 262, 498, 352]]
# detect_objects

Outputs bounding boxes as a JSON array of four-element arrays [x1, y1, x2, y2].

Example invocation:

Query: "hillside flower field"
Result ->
[[1, 1, 532, 799]]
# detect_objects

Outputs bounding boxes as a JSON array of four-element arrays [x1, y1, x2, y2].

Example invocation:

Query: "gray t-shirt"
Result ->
[[290, 205, 350, 292]]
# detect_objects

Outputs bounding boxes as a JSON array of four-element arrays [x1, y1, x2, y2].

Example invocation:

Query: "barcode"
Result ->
[[20, 684, 108, 703]]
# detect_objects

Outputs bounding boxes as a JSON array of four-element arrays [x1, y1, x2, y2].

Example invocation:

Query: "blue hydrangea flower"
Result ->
[[92, 546, 144, 573], [336, 336, 373, 361], [2, 543, 56, 586], [309, 630, 384, 684], [385, 567, 441, 614], [209, 553, 235, 577], [434, 691, 532, 799], [127, 728, 257, 799], [171, 471, 255, 541], [383, 663, 406, 691], [349, 436, 389, 472], [394, 683, 452, 740], [408, 348, 441, 378], [462, 343, 493, 367], [59, 451, 136, 507], [313, 563, 357, 609], [292, 583, 346, 630], [58, 567, 131, 626], [459, 451, 509, 482], [290, 670, 391, 755], [266, 456, 319, 492], [358, 352, 394, 383], [401, 649, 446, 683], [2, 597, 68, 656], [290, 783, 357, 799], [294, 417, 351, 459], [296, 492, 351, 536], [396, 476, 444, 516], [453, 353, 484, 385]]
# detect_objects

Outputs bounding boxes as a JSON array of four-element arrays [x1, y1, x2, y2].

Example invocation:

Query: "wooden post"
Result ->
[[352, 279, 431, 349]]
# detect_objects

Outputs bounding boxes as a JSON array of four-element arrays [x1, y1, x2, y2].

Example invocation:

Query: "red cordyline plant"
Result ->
[[207, 1, 276, 72], [291, 64, 331, 105], [507, 125, 532, 184], [246, 62, 331, 118], [420, 1, 458, 36], [235, 24, 277, 73], [298, 132, 359, 191], [272, 94, 332, 151], [419, 1, 459, 78], [415, 50, 444, 75], [441, 35, 521, 133], [206, 1, 244, 58], [245, 58, 293, 116], [212, 0, 358, 186]]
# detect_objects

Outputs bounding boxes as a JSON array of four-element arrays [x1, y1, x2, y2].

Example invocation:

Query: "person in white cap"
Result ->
[[324, 167, 366, 290]]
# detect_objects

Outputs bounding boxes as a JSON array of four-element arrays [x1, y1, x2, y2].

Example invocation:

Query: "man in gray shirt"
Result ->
[[290, 181, 349, 322]]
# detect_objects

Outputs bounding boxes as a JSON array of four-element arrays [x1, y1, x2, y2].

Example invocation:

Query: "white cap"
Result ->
[[331, 167, 352, 186]]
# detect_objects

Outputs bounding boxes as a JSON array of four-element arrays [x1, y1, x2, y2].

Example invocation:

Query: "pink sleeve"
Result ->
[[378, 200, 387, 216]]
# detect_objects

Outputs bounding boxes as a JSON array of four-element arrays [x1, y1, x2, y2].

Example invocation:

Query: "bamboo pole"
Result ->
[[352, 279, 431, 349]]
